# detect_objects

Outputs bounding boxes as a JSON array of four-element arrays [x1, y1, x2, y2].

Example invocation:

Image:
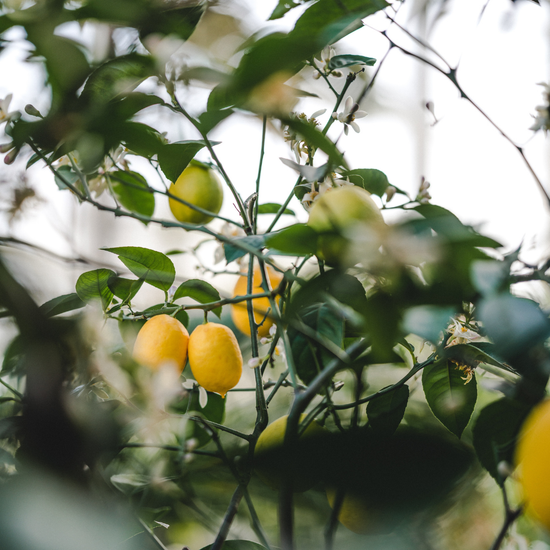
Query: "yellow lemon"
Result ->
[[231, 265, 282, 337], [168, 164, 223, 225], [188, 322, 243, 398], [326, 488, 383, 535], [132, 314, 189, 372], [516, 399, 550, 529], [307, 185, 384, 265], [254, 414, 326, 491]]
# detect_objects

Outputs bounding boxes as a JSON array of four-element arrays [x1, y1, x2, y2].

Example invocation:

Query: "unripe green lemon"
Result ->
[[168, 164, 223, 225], [516, 399, 550, 529], [254, 414, 327, 492], [188, 322, 243, 398], [326, 488, 383, 535], [307, 185, 384, 265], [132, 314, 189, 372]]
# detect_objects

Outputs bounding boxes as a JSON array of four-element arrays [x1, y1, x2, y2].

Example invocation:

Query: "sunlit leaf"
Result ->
[[340, 168, 389, 196], [102, 247, 175, 292], [110, 170, 155, 220], [265, 224, 318, 255], [422, 360, 477, 438], [75, 269, 116, 309], [257, 203, 295, 216], [107, 277, 144, 303]]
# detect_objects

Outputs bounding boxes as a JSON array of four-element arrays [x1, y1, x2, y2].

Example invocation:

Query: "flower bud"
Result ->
[[24, 104, 42, 117]]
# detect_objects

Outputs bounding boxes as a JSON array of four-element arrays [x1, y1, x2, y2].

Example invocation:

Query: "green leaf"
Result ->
[[54, 165, 79, 191], [401, 305, 455, 345], [362, 292, 401, 362], [39, 293, 85, 318], [175, 309, 190, 329], [75, 269, 116, 309], [110, 170, 155, 220], [340, 168, 389, 197], [472, 398, 531, 484], [422, 360, 477, 438], [2, 335, 25, 375], [173, 280, 222, 318], [223, 235, 266, 264], [265, 224, 318, 256], [269, 0, 304, 20], [107, 277, 144, 303], [328, 54, 376, 70], [443, 343, 517, 376], [102, 247, 175, 292], [119, 122, 164, 157], [478, 293, 550, 363], [200, 541, 266, 550], [470, 260, 509, 296], [138, 3, 205, 42], [367, 385, 409, 434], [287, 304, 344, 387], [257, 203, 295, 216], [158, 141, 214, 183], [198, 109, 234, 134]]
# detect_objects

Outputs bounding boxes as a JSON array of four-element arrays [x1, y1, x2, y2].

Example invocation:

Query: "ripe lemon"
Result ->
[[132, 314, 189, 372], [231, 265, 282, 338], [516, 399, 550, 529], [168, 164, 223, 225], [188, 322, 243, 398], [254, 414, 326, 491], [307, 185, 384, 265]]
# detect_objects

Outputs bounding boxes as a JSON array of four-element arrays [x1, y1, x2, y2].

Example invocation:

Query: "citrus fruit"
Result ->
[[516, 399, 550, 529], [326, 488, 380, 535], [231, 265, 282, 338], [188, 322, 243, 398], [254, 414, 326, 491], [132, 314, 189, 372], [307, 185, 384, 265], [168, 163, 223, 225]]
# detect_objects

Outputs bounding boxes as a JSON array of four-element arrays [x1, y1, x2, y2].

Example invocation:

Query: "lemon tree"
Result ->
[[2, 2, 550, 550]]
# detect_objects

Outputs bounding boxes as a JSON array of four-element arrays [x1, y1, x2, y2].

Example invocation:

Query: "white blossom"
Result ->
[[0, 95, 19, 124], [331, 96, 367, 135]]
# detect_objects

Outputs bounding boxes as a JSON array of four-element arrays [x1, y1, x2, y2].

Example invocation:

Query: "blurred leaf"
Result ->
[[328, 54, 376, 69], [103, 247, 175, 292], [362, 292, 401, 362], [119, 122, 164, 157], [107, 277, 144, 303], [138, 3, 205, 41], [367, 385, 409, 434], [80, 54, 155, 104], [340, 168, 389, 197], [54, 165, 79, 191], [478, 293, 550, 363], [269, 0, 304, 20], [158, 141, 215, 182], [110, 170, 155, 220], [471, 260, 509, 296], [265, 224, 318, 255], [75, 269, 116, 309], [280, 158, 330, 183], [257, 203, 295, 216], [175, 309, 189, 328], [201, 542, 267, 550], [0, 416, 22, 439], [287, 304, 344, 386], [174, 280, 222, 318], [401, 305, 455, 344], [443, 343, 517, 375], [113, 93, 164, 119], [39, 293, 85, 318], [223, 235, 266, 263], [198, 108, 234, 134], [0, 448, 15, 466], [2, 335, 24, 375], [472, 397, 531, 484], [422, 360, 477, 438]]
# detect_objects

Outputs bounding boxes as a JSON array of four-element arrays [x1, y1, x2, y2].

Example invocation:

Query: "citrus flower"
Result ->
[[530, 82, 550, 133], [313, 47, 343, 79], [415, 177, 432, 204], [88, 146, 130, 197], [283, 110, 326, 161], [331, 96, 367, 135], [446, 318, 480, 347], [0, 94, 19, 125]]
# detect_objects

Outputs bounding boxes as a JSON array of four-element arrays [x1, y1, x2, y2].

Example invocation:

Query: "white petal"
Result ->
[[331, 112, 338, 120], [354, 111, 367, 119], [344, 125, 349, 136], [198, 386, 208, 408], [311, 109, 326, 118], [344, 96, 353, 114], [350, 121, 361, 133]]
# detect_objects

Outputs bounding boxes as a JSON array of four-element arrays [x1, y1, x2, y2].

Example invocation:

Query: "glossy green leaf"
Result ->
[[223, 235, 266, 264], [39, 293, 85, 318], [173, 280, 222, 318], [288, 304, 344, 386], [257, 203, 295, 216], [107, 277, 144, 303], [102, 247, 175, 292], [269, 0, 304, 20], [119, 122, 164, 158], [328, 54, 376, 70], [367, 385, 409, 434], [265, 224, 318, 256], [158, 141, 214, 182], [340, 168, 389, 196], [75, 269, 116, 309], [198, 108, 234, 134], [422, 360, 477, 438], [110, 170, 155, 220], [472, 398, 531, 484]]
